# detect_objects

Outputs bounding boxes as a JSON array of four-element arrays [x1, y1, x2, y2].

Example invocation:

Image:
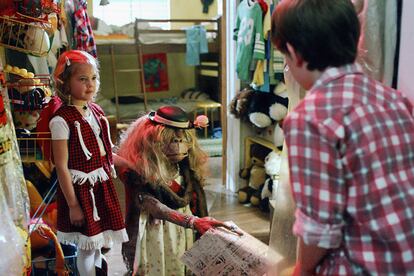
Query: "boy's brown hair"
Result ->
[[271, 0, 360, 71]]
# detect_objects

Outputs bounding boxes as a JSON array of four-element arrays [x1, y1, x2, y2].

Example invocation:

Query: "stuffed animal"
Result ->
[[274, 121, 285, 150], [238, 143, 274, 204], [260, 151, 282, 212], [238, 163, 267, 204], [229, 87, 289, 128], [24, 26, 50, 55], [12, 110, 40, 130]]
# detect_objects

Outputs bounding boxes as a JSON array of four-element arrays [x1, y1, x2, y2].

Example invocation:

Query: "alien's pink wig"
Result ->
[[117, 115, 208, 185]]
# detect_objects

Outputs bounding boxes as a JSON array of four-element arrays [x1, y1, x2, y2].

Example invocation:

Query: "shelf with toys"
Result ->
[[0, 0, 62, 57], [3, 64, 52, 163], [0, 1, 77, 272], [2, 62, 77, 275]]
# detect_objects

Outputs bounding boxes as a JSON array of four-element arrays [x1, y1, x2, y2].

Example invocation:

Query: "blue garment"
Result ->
[[186, 25, 208, 66]]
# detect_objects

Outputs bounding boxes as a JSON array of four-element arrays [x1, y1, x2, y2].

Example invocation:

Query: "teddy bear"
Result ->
[[229, 86, 289, 129], [260, 150, 282, 212], [238, 162, 267, 205], [238, 143, 273, 205]]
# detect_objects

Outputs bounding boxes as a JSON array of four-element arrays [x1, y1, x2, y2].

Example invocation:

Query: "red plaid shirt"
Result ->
[[284, 63, 414, 275], [73, 0, 97, 57]]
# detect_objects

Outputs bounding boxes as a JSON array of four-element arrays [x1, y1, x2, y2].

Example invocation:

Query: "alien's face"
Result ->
[[163, 129, 191, 163]]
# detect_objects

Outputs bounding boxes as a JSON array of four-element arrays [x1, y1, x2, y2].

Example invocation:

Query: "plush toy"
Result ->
[[238, 143, 272, 205], [12, 110, 40, 130], [273, 121, 285, 150], [260, 151, 282, 212], [238, 163, 266, 204], [229, 87, 289, 128], [24, 26, 51, 54]]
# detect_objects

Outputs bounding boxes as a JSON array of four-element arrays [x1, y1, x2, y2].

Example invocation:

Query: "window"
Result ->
[[92, 0, 170, 28]]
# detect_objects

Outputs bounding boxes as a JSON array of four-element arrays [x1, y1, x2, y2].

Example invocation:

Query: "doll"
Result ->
[[117, 106, 236, 276]]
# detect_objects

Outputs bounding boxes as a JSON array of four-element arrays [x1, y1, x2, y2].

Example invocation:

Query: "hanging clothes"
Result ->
[[234, 0, 265, 82], [185, 25, 208, 66], [257, 0, 268, 16], [354, 0, 397, 86], [201, 0, 214, 14], [252, 60, 265, 87], [73, 0, 97, 57], [262, 0, 273, 40]]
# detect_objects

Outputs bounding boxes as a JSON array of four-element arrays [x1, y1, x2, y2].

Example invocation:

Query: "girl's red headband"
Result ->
[[53, 50, 96, 81]]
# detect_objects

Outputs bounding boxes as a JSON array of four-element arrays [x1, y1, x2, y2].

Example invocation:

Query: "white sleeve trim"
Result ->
[[293, 209, 344, 249], [49, 116, 69, 140]]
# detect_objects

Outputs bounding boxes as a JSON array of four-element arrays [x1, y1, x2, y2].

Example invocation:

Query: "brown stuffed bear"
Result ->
[[238, 162, 266, 204]]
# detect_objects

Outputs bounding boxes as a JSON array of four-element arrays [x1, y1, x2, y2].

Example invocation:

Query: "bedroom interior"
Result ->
[[91, 2, 225, 161], [2, 0, 414, 274], [0, 0, 275, 274], [92, 1, 272, 273]]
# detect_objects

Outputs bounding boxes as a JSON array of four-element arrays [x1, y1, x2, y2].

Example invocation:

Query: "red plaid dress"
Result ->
[[284, 63, 414, 275], [54, 104, 127, 250]]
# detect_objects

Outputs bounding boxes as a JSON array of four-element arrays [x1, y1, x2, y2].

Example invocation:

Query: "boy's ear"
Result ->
[[286, 43, 304, 67]]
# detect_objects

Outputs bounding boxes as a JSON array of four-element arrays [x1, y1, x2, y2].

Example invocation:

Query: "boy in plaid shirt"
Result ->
[[271, 0, 414, 275]]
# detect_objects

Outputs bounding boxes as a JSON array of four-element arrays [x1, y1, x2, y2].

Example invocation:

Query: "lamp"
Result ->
[[99, 0, 110, 6]]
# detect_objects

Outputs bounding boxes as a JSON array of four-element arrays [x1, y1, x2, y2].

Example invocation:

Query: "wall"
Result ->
[[171, 0, 218, 19], [397, 0, 414, 101], [93, 0, 216, 101], [98, 52, 195, 100], [225, 0, 241, 192]]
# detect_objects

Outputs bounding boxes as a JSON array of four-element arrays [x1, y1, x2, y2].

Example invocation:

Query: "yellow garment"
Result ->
[[252, 60, 265, 87], [263, 0, 271, 39]]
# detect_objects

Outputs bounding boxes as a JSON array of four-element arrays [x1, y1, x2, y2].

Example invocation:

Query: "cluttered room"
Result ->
[[1, 0, 413, 275]]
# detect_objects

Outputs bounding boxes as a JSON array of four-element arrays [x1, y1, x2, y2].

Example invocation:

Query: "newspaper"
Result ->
[[181, 222, 283, 276]]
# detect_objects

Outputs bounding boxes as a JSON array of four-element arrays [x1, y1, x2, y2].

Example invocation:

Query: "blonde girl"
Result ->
[[50, 50, 128, 276]]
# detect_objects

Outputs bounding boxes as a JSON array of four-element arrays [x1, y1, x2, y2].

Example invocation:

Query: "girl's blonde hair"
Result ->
[[117, 116, 208, 185], [53, 50, 100, 104]]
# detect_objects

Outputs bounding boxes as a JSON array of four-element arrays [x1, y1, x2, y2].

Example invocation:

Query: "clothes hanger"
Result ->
[[247, 0, 256, 7]]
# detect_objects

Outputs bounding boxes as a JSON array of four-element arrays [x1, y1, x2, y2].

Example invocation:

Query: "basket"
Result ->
[[0, 13, 52, 57], [31, 254, 78, 276], [4, 71, 51, 112]]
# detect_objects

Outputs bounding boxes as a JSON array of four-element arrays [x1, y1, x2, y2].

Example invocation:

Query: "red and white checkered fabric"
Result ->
[[285, 63, 414, 275], [55, 104, 124, 240]]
